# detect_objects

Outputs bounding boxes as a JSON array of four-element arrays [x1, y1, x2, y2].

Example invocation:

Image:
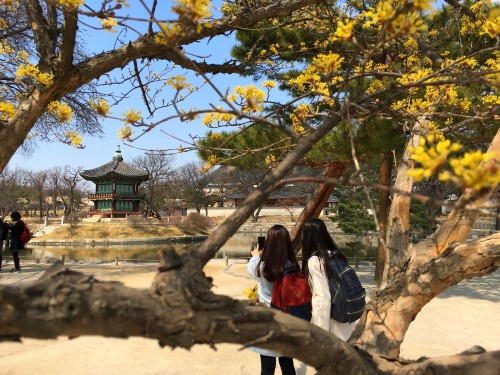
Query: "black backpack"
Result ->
[[328, 251, 366, 323]]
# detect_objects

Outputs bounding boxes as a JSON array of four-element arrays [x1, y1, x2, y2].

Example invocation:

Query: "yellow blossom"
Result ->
[[100, 17, 118, 32], [15, 64, 53, 86], [47, 101, 73, 123], [167, 75, 193, 91], [202, 109, 236, 126], [265, 154, 276, 164], [262, 80, 276, 89], [57, 0, 84, 8], [89, 98, 111, 116], [122, 109, 142, 123], [64, 130, 83, 147], [408, 138, 462, 181], [118, 125, 133, 140], [155, 23, 184, 45], [334, 19, 354, 41], [441, 151, 500, 190], [231, 85, 266, 112], [0, 101, 15, 121]]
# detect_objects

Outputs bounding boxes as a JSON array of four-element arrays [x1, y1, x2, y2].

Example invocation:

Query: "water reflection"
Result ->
[[11, 233, 259, 262]]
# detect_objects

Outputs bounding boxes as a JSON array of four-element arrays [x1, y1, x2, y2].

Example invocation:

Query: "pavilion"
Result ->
[[80, 146, 149, 218]]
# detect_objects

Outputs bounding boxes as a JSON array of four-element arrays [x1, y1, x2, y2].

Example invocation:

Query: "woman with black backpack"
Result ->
[[301, 218, 357, 341]]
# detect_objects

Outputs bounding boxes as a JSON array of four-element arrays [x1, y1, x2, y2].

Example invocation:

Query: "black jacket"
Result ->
[[9, 220, 24, 251]]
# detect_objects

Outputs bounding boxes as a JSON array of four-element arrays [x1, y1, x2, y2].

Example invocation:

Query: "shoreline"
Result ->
[[28, 235, 209, 247]]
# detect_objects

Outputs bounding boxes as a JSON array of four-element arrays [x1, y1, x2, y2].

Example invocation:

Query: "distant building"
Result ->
[[80, 146, 149, 218]]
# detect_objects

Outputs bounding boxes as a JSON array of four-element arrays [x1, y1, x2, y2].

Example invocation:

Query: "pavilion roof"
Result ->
[[80, 146, 149, 182]]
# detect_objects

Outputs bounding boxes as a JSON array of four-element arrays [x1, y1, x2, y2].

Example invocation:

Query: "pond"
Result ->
[[4, 233, 259, 263], [3, 232, 376, 264]]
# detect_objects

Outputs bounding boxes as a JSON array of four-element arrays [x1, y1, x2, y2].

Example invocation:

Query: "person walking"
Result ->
[[8, 211, 24, 273], [301, 218, 356, 341], [247, 224, 298, 375]]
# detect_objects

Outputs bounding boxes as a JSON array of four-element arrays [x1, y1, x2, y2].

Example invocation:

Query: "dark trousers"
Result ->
[[13, 251, 20, 269], [260, 355, 296, 375]]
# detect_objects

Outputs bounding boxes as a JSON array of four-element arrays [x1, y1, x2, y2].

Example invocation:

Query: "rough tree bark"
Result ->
[[375, 151, 393, 285], [350, 128, 500, 358]]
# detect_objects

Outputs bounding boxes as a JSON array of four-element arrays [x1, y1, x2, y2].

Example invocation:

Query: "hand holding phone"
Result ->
[[257, 236, 265, 250]]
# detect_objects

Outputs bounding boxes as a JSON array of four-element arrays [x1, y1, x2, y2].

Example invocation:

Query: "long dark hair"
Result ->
[[301, 218, 348, 281], [257, 224, 298, 282]]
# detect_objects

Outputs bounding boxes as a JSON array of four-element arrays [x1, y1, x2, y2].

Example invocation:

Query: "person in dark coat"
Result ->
[[8, 211, 24, 273], [0, 217, 6, 271]]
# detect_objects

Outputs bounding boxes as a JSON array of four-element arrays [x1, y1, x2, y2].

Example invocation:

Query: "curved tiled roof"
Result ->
[[80, 146, 149, 182]]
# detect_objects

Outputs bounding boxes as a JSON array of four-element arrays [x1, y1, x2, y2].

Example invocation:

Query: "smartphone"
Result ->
[[257, 236, 265, 250]]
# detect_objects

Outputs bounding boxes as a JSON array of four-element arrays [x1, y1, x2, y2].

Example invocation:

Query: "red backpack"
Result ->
[[20, 221, 31, 245], [271, 268, 312, 321]]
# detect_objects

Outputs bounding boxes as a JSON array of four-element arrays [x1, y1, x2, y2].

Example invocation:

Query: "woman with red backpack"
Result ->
[[8, 211, 24, 273], [247, 225, 299, 375]]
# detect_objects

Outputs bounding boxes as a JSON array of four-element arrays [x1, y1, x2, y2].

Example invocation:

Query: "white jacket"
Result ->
[[307, 255, 356, 342]]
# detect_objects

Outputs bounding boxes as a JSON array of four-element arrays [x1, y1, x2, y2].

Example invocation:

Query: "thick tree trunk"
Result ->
[[375, 151, 393, 285], [351, 233, 500, 358], [381, 132, 421, 285], [289, 161, 350, 249], [351, 127, 500, 357]]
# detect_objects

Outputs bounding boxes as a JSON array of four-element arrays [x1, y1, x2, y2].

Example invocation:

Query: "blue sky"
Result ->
[[8, 1, 261, 172]]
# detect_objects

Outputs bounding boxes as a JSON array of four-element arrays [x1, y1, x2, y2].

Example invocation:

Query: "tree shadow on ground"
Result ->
[[436, 270, 500, 302]]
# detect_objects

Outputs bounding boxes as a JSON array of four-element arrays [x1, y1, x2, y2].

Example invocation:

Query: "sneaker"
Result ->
[[11, 268, 21, 273]]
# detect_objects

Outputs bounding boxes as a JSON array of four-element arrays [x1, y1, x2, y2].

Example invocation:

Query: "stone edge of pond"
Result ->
[[29, 235, 209, 246]]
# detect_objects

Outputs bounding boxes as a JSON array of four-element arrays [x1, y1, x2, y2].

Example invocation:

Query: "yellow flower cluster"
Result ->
[[0, 101, 15, 121], [333, 19, 354, 41], [64, 130, 83, 147], [154, 23, 185, 45], [201, 108, 236, 126], [16, 64, 53, 86], [363, 0, 426, 37], [365, 79, 385, 94], [0, 41, 14, 55], [262, 80, 276, 89], [167, 75, 193, 91], [265, 154, 276, 165], [1, 0, 19, 10], [408, 136, 462, 180], [229, 85, 266, 112], [47, 101, 73, 123], [313, 52, 344, 77], [288, 53, 344, 98], [118, 125, 133, 140], [208, 132, 222, 141], [122, 109, 142, 124], [89, 98, 111, 116], [244, 284, 258, 302], [440, 151, 500, 190], [171, 0, 211, 31], [200, 154, 218, 172], [57, 0, 84, 8], [482, 95, 500, 105], [100, 17, 118, 32], [290, 103, 311, 134], [480, 8, 500, 38]]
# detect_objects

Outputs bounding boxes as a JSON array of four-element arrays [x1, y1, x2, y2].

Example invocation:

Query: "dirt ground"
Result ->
[[0, 260, 498, 375]]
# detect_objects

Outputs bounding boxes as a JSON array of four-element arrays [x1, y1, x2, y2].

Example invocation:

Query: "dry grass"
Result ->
[[39, 224, 188, 240]]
